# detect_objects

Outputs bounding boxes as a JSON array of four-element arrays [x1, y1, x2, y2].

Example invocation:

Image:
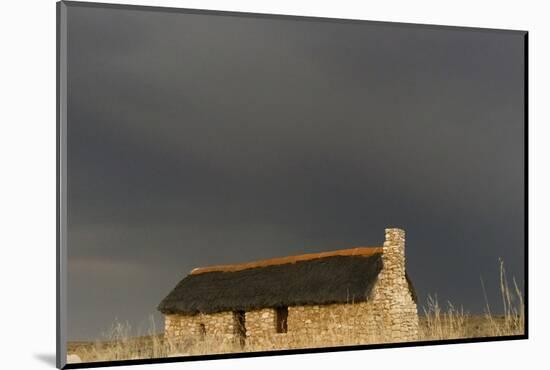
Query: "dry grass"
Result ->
[[67, 260, 524, 363], [419, 258, 523, 341]]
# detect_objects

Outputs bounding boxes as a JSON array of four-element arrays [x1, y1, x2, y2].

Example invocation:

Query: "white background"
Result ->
[[0, 0, 546, 368]]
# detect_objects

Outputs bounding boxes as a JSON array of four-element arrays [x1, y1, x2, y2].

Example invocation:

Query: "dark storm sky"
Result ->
[[66, 4, 525, 341]]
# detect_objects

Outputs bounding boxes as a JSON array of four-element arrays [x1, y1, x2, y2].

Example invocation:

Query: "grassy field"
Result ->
[[67, 260, 524, 363]]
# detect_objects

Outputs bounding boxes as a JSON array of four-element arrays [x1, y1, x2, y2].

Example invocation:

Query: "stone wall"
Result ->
[[214, 302, 385, 350], [244, 308, 285, 349], [164, 310, 242, 349], [285, 302, 382, 346], [245, 308, 276, 338], [165, 299, 399, 352]]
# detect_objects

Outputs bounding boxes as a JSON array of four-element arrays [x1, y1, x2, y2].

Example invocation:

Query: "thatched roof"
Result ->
[[158, 248, 417, 315]]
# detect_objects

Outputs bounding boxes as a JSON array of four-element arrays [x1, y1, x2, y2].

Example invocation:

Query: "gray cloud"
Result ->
[[66, 4, 525, 340]]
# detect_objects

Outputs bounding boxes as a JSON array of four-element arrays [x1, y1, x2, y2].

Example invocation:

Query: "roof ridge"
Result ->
[[189, 246, 383, 275]]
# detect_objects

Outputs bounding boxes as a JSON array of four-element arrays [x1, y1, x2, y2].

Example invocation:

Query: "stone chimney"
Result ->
[[379, 227, 418, 342], [382, 228, 406, 276]]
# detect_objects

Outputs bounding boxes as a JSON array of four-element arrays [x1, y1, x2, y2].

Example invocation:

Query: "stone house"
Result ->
[[157, 228, 419, 350]]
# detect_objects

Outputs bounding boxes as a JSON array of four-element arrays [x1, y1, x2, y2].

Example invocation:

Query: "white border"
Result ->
[[1, 0, 547, 369]]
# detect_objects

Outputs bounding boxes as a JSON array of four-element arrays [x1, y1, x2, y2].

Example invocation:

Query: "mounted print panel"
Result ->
[[57, 1, 527, 368]]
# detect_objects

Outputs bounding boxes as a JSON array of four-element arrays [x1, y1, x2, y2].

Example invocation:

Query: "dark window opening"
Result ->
[[198, 323, 206, 340], [234, 310, 246, 347], [276, 307, 288, 333]]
